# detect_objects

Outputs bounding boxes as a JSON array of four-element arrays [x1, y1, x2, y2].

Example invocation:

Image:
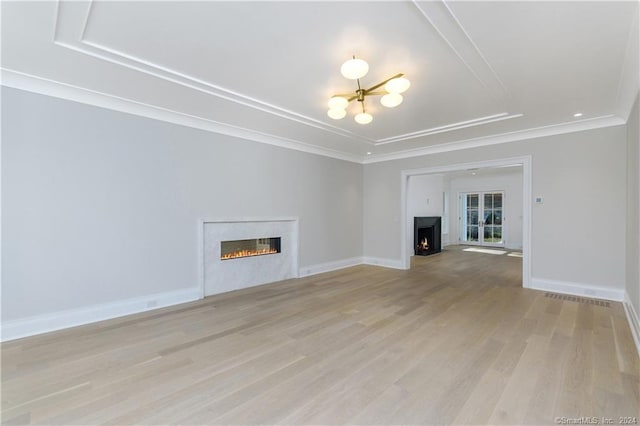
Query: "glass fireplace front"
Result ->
[[220, 237, 281, 260]]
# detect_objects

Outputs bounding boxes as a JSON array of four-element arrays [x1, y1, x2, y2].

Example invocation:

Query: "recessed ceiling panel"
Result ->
[[447, 1, 637, 122], [81, 1, 503, 140]]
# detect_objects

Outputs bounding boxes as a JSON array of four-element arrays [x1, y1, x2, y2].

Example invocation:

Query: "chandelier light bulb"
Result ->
[[328, 96, 349, 110], [355, 112, 373, 124], [327, 108, 347, 120], [381, 93, 403, 108], [385, 77, 411, 94], [341, 58, 369, 80]]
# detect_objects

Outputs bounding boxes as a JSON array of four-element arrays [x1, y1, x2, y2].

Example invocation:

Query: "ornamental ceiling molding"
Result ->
[[51, 0, 524, 147]]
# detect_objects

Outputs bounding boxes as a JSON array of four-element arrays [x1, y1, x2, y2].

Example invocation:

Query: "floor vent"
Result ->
[[544, 292, 611, 308]]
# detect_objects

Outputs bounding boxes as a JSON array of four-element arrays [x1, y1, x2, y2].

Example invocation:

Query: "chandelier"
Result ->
[[327, 56, 410, 125]]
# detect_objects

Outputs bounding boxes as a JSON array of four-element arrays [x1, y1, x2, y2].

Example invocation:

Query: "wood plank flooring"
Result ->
[[2, 245, 639, 425]]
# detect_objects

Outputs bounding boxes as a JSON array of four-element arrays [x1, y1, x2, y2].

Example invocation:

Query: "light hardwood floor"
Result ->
[[2, 246, 639, 425]]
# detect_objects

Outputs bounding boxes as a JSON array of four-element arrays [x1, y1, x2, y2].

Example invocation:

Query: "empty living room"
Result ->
[[2, 1, 639, 425]]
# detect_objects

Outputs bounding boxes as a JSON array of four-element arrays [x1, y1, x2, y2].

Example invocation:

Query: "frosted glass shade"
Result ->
[[341, 58, 369, 80], [327, 108, 346, 119], [355, 112, 373, 124], [328, 96, 349, 110], [385, 77, 410, 94], [381, 93, 403, 108]]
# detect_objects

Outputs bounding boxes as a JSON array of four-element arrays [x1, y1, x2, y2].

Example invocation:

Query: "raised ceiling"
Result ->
[[2, 1, 638, 163]]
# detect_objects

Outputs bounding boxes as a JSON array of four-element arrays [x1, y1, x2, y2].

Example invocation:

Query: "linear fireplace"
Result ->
[[221, 237, 281, 260], [414, 216, 442, 256]]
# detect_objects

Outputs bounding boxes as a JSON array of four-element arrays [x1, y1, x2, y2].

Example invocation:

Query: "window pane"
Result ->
[[484, 193, 493, 209], [494, 193, 503, 208], [484, 226, 492, 240], [467, 210, 478, 225], [468, 194, 478, 208], [484, 210, 494, 225], [494, 227, 502, 241], [467, 226, 478, 241], [494, 210, 502, 225]]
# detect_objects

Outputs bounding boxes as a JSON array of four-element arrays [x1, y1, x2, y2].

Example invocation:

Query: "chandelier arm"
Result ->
[[365, 91, 387, 96], [364, 73, 404, 94], [330, 93, 359, 103]]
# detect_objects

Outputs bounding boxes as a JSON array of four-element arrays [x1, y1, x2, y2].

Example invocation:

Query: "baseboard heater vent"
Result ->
[[544, 292, 611, 308]]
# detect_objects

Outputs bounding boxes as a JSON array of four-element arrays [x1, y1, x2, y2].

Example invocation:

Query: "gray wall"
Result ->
[[2, 88, 363, 321], [363, 125, 627, 291], [627, 93, 640, 315], [2, 86, 634, 325]]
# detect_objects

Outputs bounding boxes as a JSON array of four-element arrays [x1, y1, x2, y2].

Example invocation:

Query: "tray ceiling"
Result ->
[[1, 1, 638, 163]]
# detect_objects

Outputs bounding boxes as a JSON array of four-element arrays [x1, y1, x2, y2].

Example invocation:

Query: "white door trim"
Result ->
[[400, 156, 532, 288]]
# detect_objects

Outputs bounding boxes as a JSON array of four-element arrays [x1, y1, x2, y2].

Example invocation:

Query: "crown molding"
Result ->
[[374, 112, 523, 145], [54, 0, 531, 152], [73, 34, 529, 151], [48, 0, 635, 164], [52, 1, 376, 147], [1, 68, 364, 164], [74, 39, 377, 146], [3, 69, 629, 166], [53, 0, 519, 152], [363, 114, 626, 164], [3, 68, 628, 166]]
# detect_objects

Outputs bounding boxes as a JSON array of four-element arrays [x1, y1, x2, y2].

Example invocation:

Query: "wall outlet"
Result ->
[[535, 196, 543, 204]]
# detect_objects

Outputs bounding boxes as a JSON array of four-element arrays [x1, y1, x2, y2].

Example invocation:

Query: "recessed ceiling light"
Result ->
[[366, 152, 372, 155], [573, 112, 583, 117]]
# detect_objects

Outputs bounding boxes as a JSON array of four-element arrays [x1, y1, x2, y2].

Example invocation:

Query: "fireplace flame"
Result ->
[[417, 237, 429, 250], [221, 247, 279, 260]]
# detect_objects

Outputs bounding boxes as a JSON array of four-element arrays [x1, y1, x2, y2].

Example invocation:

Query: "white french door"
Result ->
[[460, 191, 504, 247]]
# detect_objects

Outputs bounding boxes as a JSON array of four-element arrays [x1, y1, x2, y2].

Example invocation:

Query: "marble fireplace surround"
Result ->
[[199, 217, 299, 297]]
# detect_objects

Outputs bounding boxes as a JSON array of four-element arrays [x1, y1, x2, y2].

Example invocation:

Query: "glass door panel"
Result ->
[[462, 194, 479, 242]]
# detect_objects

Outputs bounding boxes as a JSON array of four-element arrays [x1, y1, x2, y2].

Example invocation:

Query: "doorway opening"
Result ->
[[400, 156, 531, 288]]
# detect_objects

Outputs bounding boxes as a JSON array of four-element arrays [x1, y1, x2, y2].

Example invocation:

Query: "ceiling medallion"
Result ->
[[328, 56, 410, 125]]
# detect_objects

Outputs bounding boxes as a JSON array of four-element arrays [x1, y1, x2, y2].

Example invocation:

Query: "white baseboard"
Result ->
[[623, 292, 640, 357], [2, 256, 408, 341], [298, 257, 364, 277], [298, 256, 408, 277], [530, 278, 624, 302], [1, 287, 202, 342], [362, 257, 406, 270]]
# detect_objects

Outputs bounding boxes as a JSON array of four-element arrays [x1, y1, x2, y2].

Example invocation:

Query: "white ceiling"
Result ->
[[2, 1, 638, 163]]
